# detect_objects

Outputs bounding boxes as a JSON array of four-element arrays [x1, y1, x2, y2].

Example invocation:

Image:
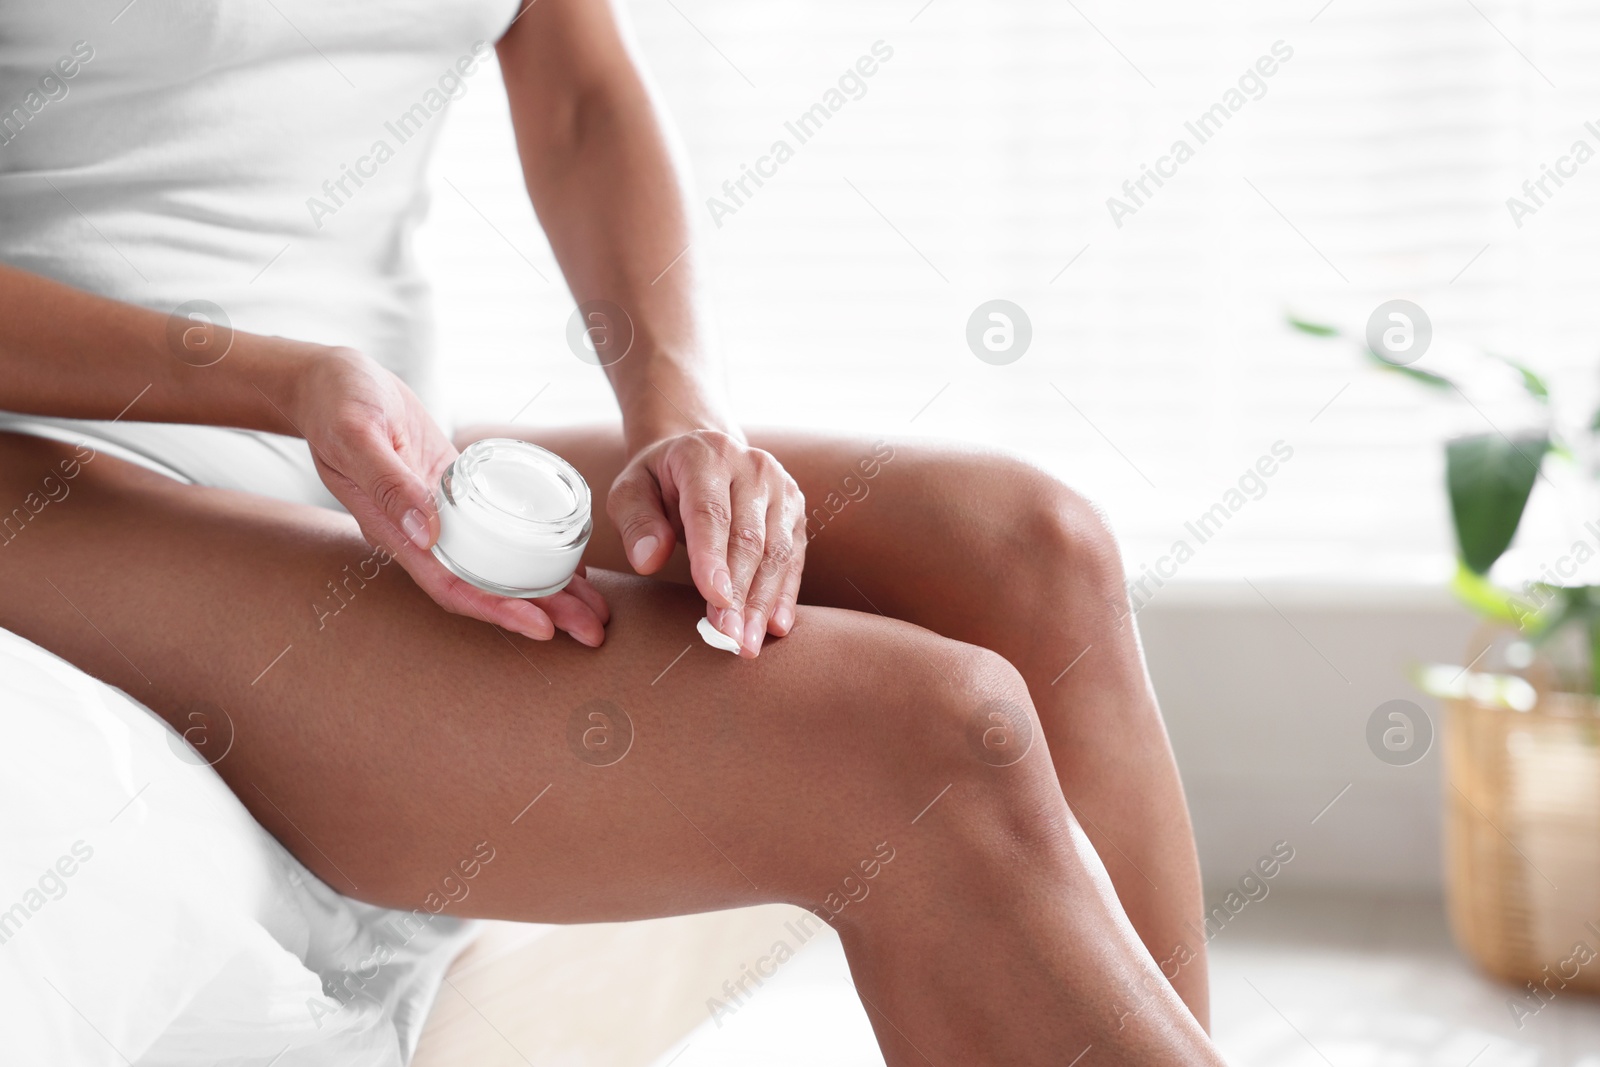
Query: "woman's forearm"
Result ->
[[0, 262, 317, 432], [497, 15, 735, 457]]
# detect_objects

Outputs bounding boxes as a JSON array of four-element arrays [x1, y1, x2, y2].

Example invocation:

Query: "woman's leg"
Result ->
[[0, 432, 1221, 1065], [470, 424, 1210, 1027]]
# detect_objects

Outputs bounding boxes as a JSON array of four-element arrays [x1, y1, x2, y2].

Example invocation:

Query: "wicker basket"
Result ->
[[1444, 689, 1600, 994]]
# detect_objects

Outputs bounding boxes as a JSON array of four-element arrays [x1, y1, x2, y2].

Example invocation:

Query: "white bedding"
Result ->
[[0, 626, 476, 1066]]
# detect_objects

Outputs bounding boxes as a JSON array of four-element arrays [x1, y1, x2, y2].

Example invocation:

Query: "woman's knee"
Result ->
[[885, 446, 1128, 618], [996, 460, 1126, 608], [925, 644, 1074, 860], [765, 626, 1069, 895], [804, 623, 1042, 770]]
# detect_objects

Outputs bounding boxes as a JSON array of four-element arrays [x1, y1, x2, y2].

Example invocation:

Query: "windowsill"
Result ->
[[1119, 544, 1462, 609]]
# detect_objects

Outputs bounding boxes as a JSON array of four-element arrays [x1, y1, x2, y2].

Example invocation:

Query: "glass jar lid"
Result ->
[[441, 438, 591, 537]]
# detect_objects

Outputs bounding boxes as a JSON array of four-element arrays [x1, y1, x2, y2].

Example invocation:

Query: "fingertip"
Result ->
[[628, 534, 661, 573], [556, 609, 606, 649], [561, 577, 611, 627], [688, 559, 732, 610], [510, 604, 556, 641], [401, 506, 435, 550], [697, 565, 734, 609], [742, 611, 765, 657], [771, 602, 795, 636], [711, 604, 744, 649]]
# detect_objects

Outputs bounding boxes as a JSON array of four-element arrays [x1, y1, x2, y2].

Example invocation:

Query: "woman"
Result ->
[[0, 0, 1222, 1062]]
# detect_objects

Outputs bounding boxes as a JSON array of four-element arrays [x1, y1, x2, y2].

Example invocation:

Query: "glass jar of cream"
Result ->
[[431, 439, 592, 598]]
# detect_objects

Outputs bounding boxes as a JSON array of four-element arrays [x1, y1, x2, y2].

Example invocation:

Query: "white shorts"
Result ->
[[0, 414, 343, 510]]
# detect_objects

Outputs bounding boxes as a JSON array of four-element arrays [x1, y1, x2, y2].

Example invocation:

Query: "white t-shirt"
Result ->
[[0, 0, 520, 417]]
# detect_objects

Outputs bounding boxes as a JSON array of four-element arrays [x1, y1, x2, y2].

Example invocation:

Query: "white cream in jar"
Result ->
[[431, 439, 592, 598]]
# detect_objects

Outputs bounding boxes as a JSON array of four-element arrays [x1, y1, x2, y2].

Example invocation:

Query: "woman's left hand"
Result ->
[[607, 429, 806, 657]]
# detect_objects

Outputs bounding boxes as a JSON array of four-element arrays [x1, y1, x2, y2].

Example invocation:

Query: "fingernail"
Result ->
[[629, 535, 659, 570], [402, 507, 431, 550], [713, 569, 734, 604], [773, 604, 794, 634], [743, 613, 764, 655], [717, 606, 744, 648], [513, 610, 552, 642]]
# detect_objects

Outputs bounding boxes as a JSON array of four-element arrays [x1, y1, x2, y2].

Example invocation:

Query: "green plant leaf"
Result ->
[[1446, 432, 1551, 575], [1362, 346, 1456, 390], [1491, 353, 1551, 403], [1389, 364, 1456, 389], [1288, 317, 1341, 337], [1451, 561, 1535, 626]]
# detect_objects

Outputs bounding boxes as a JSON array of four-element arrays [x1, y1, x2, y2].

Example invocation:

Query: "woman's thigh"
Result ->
[[0, 432, 1039, 923]]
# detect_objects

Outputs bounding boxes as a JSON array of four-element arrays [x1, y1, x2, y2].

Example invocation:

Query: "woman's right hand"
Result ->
[[283, 347, 609, 646]]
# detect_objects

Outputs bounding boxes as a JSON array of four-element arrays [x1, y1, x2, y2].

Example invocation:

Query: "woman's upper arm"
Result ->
[[495, 0, 646, 149]]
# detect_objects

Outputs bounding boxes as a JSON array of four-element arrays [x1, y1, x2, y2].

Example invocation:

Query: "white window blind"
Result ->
[[416, 0, 1600, 587]]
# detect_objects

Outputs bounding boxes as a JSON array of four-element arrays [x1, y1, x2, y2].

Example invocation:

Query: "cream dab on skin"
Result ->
[[432, 439, 591, 598], [697, 616, 742, 654]]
